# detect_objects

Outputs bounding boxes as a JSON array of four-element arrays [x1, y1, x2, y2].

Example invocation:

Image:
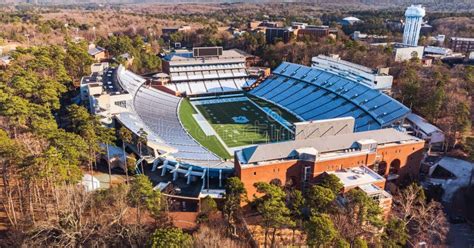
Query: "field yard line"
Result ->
[[176, 99, 225, 159], [189, 100, 235, 155], [192, 114, 215, 136], [247, 98, 295, 133]]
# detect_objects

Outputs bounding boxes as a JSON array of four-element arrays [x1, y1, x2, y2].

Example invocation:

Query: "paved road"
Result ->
[[448, 223, 474, 248]]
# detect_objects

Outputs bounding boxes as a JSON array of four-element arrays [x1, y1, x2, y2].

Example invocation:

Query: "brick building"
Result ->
[[265, 27, 292, 44], [296, 27, 330, 40], [235, 128, 424, 201], [88, 44, 106, 62], [450, 37, 474, 53]]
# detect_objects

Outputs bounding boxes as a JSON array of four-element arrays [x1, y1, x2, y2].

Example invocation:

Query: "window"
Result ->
[[303, 166, 311, 182], [254, 172, 257, 176], [114, 100, 126, 108]]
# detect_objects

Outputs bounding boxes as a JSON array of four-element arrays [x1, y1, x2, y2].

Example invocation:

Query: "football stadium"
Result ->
[[82, 47, 416, 198]]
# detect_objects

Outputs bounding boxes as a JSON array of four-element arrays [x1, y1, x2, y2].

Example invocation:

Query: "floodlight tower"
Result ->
[[402, 5, 426, 46]]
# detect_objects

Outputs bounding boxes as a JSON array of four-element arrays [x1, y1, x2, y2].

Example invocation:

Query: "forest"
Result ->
[[0, 3, 473, 246]]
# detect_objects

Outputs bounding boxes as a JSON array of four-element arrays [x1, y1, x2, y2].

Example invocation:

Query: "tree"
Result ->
[[307, 185, 336, 214], [127, 174, 163, 224], [305, 213, 337, 247], [382, 218, 409, 248], [67, 104, 115, 175], [200, 195, 217, 214], [63, 40, 93, 82], [334, 237, 350, 248], [422, 80, 446, 122], [399, 66, 421, 108], [149, 227, 192, 248], [253, 182, 295, 248], [0, 129, 25, 227], [332, 189, 384, 245], [316, 174, 343, 195], [98, 35, 161, 74], [353, 237, 368, 248], [393, 184, 449, 246], [287, 189, 305, 245], [198, 195, 217, 223], [223, 177, 246, 236], [464, 136, 474, 161], [119, 127, 133, 183], [454, 102, 471, 139], [137, 128, 148, 173]]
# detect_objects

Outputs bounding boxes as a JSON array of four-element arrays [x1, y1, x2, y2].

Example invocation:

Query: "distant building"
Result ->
[[385, 19, 404, 32], [247, 21, 261, 30], [427, 34, 446, 46], [420, 23, 433, 35], [311, 54, 393, 91], [247, 67, 271, 78], [291, 22, 308, 29], [116, 52, 134, 67], [259, 20, 280, 28], [161, 25, 191, 37], [351, 31, 388, 43], [351, 31, 367, 40], [0, 42, 20, 56], [0, 55, 12, 68], [88, 44, 106, 62], [424, 46, 453, 56], [393, 44, 424, 62], [421, 57, 433, 67], [340, 16, 362, 26], [434, 34, 446, 44], [402, 5, 426, 46], [297, 26, 330, 40], [450, 37, 474, 53], [267, 25, 334, 44], [265, 27, 292, 43], [248, 20, 281, 31]]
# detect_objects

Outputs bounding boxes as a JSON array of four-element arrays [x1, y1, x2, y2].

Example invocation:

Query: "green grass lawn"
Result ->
[[195, 100, 293, 148], [178, 99, 231, 159]]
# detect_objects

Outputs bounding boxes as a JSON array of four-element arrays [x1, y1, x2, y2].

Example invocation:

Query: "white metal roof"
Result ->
[[406, 113, 443, 135]]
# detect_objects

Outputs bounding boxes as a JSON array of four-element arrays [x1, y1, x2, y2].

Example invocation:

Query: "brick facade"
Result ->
[[236, 141, 424, 201]]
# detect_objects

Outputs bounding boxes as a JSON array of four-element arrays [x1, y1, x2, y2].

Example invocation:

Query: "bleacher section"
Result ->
[[115, 65, 231, 169], [249, 62, 410, 132], [166, 63, 248, 95], [116, 65, 146, 95]]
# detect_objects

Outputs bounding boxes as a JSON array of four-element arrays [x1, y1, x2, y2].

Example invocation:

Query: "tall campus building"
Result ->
[[402, 5, 425, 46]]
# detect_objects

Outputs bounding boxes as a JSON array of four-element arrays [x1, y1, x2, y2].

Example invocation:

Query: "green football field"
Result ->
[[194, 100, 293, 148], [178, 99, 231, 159]]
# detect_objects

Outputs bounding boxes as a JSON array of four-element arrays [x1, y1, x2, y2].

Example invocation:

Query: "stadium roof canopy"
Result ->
[[249, 62, 410, 132]]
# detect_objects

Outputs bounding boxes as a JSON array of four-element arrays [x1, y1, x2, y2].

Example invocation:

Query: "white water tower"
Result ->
[[403, 5, 426, 46]]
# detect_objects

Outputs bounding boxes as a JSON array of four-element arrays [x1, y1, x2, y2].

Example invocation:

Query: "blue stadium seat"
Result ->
[[248, 62, 410, 131]]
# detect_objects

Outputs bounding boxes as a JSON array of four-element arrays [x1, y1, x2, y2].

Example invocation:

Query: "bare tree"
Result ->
[[393, 184, 449, 247]]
